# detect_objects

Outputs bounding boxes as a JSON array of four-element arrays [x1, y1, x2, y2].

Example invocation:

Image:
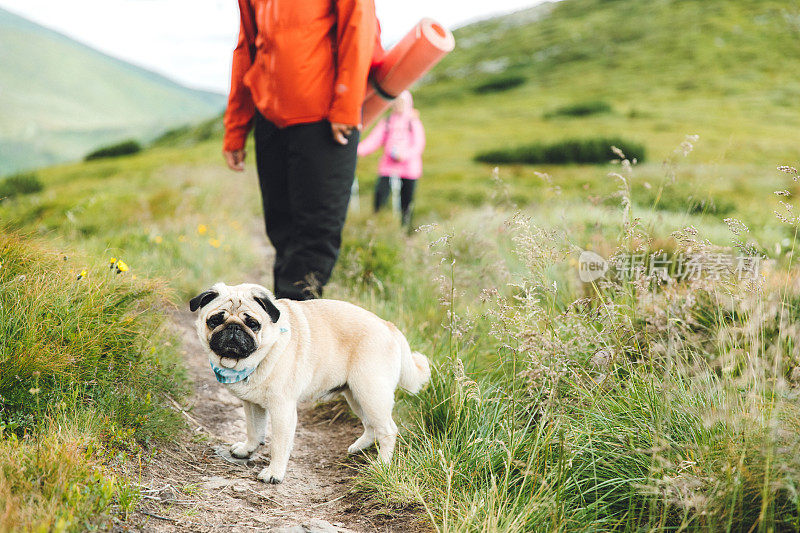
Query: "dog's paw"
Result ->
[[348, 442, 371, 455], [347, 432, 376, 455], [257, 466, 283, 484], [230, 441, 257, 459]]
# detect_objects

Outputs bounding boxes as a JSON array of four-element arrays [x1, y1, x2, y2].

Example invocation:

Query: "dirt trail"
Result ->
[[131, 242, 422, 532]]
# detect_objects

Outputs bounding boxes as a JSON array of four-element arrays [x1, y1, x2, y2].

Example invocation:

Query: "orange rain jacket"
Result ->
[[223, 0, 380, 151]]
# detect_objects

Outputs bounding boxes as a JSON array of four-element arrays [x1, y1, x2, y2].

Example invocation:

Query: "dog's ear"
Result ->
[[253, 292, 281, 323], [189, 289, 219, 312]]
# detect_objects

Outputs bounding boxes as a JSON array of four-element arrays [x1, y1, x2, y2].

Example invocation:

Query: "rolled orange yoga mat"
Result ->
[[362, 18, 456, 127]]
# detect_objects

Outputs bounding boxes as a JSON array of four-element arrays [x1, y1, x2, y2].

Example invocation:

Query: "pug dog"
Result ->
[[189, 282, 431, 484]]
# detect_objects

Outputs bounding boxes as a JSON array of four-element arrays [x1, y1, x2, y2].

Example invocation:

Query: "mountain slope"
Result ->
[[432, 0, 800, 98], [403, 0, 800, 216], [0, 7, 225, 174]]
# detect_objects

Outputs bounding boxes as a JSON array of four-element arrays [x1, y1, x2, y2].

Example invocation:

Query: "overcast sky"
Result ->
[[0, 0, 548, 93]]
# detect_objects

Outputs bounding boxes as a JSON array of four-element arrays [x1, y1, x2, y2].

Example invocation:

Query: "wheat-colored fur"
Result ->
[[191, 282, 430, 484]]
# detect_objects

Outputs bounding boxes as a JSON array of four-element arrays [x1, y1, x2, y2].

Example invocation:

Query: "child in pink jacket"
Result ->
[[357, 91, 425, 226]]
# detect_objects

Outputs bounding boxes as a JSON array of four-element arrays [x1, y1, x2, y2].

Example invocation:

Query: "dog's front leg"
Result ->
[[258, 400, 297, 484], [231, 400, 267, 459]]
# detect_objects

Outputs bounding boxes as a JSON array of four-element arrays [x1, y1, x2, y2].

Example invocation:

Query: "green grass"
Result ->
[[1, 429, 139, 531], [0, 133, 262, 530], [0, 231, 184, 530], [0, 143, 262, 298], [334, 160, 800, 531]]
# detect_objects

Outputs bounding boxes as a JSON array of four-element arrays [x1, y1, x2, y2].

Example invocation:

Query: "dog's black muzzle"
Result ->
[[209, 323, 257, 359]]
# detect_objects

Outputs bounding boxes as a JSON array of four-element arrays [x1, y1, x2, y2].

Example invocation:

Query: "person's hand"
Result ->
[[390, 147, 406, 162], [223, 149, 247, 171], [331, 122, 356, 145]]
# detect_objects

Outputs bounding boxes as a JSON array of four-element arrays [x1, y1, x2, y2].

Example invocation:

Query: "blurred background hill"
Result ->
[[392, 0, 800, 224], [0, 7, 224, 174]]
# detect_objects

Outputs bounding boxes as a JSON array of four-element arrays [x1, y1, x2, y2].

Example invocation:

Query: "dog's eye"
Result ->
[[244, 317, 261, 332], [206, 313, 225, 329]]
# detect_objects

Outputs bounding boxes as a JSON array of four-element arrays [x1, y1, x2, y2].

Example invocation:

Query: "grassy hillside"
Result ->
[[0, 7, 224, 174], [3, 0, 800, 530], [390, 0, 800, 228]]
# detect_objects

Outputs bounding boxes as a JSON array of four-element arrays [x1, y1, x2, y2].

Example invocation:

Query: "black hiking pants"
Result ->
[[374, 175, 417, 226], [254, 113, 358, 300]]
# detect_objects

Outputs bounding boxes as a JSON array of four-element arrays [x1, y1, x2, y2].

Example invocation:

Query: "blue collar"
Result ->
[[209, 360, 257, 384], [209, 327, 288, 384]]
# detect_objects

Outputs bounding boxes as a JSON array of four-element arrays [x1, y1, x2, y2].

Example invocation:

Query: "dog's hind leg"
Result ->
[[350, 381, 398, 463], [373, 418, 397, 463], [231, 400, 267, 459], [343, 389, 375, 454]]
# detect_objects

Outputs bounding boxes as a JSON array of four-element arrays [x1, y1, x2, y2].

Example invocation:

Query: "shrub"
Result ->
[[544, 99, 613, 118], [472, 74, 527, 94], [475, 137, 646, 165], [84, 140, 142, 161], [0, 173, 43, 201]]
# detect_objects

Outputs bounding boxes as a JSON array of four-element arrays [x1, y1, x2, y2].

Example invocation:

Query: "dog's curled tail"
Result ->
[[399, 338, 431, 394]]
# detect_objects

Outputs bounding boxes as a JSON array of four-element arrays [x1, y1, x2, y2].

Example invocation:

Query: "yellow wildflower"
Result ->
[[109, 257, 117, 269], [153, 236, 163, 244], [209, 238, 221, 248], [197, 224, 208, 235], [77, 269, 87, 280], [116, 260, 130, 273]]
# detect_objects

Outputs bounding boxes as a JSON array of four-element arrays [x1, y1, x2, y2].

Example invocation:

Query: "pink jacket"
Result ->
[[357, 105, 425, 180]]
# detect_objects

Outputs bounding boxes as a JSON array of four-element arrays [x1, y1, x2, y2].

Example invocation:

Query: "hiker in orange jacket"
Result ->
[[223, 0, 381, 300]]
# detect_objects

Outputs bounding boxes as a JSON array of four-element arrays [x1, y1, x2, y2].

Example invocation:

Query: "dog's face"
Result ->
[[190, 283, 282, 370]]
